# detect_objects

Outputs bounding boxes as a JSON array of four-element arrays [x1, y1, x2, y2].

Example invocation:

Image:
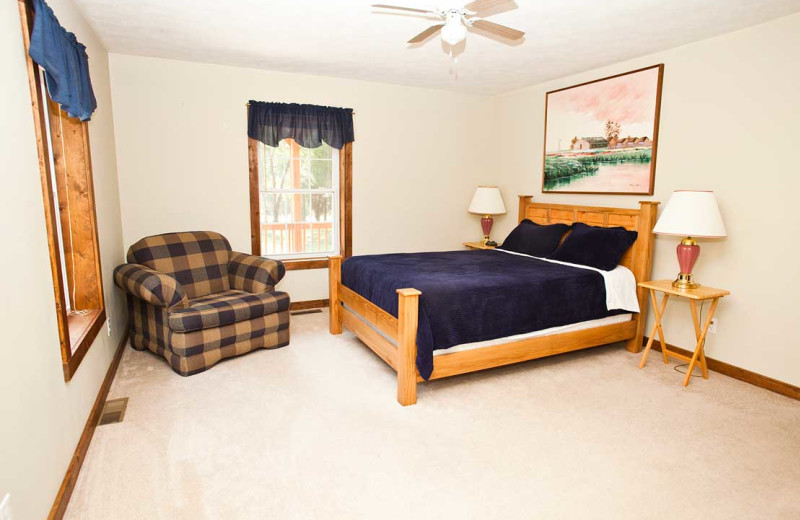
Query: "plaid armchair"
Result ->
[[114, 231, 290, 376]]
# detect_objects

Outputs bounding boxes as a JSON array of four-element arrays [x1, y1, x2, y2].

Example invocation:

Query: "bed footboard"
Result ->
[[396, 288, 420, 406], [329, 255, 420, 406]]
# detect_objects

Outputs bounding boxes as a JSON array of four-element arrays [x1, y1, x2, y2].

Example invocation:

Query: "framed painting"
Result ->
[[542, 64, 664, 195]]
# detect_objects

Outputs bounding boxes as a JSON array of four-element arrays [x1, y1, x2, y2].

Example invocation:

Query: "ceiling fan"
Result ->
[[372, 0, 525, 46]]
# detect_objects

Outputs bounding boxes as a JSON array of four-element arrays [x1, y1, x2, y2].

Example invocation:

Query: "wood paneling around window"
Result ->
[[18, 0, 105, 382]]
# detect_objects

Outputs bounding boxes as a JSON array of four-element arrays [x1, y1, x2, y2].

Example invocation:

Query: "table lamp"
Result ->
[[653, 190, 727, 289], [468, 186, 506, 245]]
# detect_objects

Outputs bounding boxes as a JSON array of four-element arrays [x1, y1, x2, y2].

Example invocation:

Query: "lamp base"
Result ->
[[673, 237, 701, 290], [480, 215, 494, 245], [672, 272, 700, 290]]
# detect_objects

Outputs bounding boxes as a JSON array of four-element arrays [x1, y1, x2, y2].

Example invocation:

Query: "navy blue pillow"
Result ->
[[498, 220, 571, 257], [548, 222, 638, 271]]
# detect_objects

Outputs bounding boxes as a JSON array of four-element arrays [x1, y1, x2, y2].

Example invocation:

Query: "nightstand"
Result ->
[[638, 280, 730, 387], [463, 241, 497, 250]]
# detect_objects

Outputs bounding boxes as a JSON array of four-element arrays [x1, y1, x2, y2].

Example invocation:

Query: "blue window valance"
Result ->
[[247, 101, 354, 149], [28, 0, 97, 121]]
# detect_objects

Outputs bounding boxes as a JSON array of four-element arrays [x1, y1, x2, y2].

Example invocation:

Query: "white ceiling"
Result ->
[[73, 0, 800, 95]]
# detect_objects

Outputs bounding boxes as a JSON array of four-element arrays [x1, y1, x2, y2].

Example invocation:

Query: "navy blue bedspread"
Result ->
[[341, 250, 621, 380]]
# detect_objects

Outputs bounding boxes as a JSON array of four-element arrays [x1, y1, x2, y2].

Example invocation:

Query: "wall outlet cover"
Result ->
[[709, 318, 718, 334]]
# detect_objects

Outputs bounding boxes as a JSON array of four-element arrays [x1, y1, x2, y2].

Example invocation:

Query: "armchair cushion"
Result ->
[[127, 231, 232, 299], [228, 252, 286, 293], [114, 263, 189, 309], [168, 290, 290, 333]]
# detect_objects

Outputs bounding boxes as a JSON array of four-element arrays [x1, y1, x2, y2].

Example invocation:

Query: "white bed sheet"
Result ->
[[493, 248, 640, 313]]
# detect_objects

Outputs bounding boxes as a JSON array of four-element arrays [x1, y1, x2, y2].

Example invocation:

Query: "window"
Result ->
[[19, 0, 105, 381], [249, 138, 352, 269]]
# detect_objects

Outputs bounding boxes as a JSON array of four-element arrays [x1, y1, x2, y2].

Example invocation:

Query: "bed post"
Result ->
[[329, 256, 343, 335], [518, 195, 533, 223], [396, 288, 421, 406], [626, 201, 659, 353]]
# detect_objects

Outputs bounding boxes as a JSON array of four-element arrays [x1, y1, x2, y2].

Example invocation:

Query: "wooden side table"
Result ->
[[463, 241, 496, 250], [638, 280, 730, 387]]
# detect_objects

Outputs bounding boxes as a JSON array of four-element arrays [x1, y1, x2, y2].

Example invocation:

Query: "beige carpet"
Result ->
[[65, 310, 800, 520]]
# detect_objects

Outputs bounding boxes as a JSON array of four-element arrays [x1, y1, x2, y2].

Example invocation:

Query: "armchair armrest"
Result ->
[[228, 252, 285, 293], [114, 263, 189, 309]]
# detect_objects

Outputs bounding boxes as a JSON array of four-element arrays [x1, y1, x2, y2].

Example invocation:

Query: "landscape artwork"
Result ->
[[543, 65, 663, 194]]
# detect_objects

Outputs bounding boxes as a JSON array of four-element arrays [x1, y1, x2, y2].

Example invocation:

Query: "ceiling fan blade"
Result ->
[[407, 24, 445, 44], [372, 4, 436, 14], [470, 19, 525, 40], [464, 0, 512, 13]]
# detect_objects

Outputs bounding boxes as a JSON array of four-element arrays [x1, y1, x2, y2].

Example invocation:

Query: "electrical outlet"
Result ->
[[107, 318, 112, 337], [708, 318, 718, 334], [0, 493, 14, 520]]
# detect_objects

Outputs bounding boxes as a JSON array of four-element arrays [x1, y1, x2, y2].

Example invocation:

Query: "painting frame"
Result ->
[[542, 64, 664, 195]]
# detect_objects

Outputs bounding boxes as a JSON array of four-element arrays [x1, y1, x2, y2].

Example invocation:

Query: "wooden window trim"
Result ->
[[248, 136, 352, 270], [18, 0, 105, 382]]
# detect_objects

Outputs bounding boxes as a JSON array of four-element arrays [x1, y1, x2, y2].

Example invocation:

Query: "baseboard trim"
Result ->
[[48, 330, 129, 520], [289, 299, 329, 311], [643, 337, 800, 401]]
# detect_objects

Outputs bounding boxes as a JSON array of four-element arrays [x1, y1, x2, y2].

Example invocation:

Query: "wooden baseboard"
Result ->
[[48, 330, 129, 520], [643, 337, 800, 401], [289, 299, 329, 311]]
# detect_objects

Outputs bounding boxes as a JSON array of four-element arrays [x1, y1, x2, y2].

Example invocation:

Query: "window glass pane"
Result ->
[[260, 141, 334, 191], [261, 193, 335, 256], [305, 158, 334, 189], [258, 139, 338, 259], [260, 141, 292, 191]]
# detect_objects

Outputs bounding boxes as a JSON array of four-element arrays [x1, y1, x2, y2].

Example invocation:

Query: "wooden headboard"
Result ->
[[517, 195, 658, 279], [517, 196, 659, 345]]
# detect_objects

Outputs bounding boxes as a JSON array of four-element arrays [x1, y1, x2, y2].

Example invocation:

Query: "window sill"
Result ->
[[63, 308, 106, 381], [283, 258, 332, 271]]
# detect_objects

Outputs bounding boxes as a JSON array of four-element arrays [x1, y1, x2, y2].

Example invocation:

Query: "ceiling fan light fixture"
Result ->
[[441, 19, 467, 45]]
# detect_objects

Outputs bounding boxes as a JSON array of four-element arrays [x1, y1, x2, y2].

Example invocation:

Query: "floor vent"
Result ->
[[290, 309, 324, 316], [97, 397, 128, 426]]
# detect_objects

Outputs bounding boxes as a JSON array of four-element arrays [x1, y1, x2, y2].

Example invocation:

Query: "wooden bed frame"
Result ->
[[328, 196, 659, 406]]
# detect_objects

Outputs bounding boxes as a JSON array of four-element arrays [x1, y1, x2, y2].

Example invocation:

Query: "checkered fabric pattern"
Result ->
[[127, 296, 290, 375], [117, 231, 290, 376], [113, 264, 189, 309], [169, 290, 290, 332], [126, 231, 232, 299], [229, 252, 285, 293]]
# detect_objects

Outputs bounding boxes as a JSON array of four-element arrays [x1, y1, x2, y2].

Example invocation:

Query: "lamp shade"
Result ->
[[653, 190, 727, 238], [468, 186, 506, 215]]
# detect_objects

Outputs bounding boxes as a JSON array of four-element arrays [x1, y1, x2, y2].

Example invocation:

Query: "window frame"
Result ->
[[18, 0, 106, 382], [248, 135, 352, 270]]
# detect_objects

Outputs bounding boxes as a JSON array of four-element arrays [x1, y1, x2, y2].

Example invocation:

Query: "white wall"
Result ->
[[107, 54, 497, 302], [495, 13, 800, 386], [0, 1, 126, 519]]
